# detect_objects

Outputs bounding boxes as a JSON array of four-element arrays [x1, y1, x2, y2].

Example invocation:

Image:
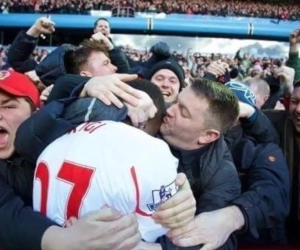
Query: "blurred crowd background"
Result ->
[[0, 0, 296, 81], [0, 43, 287, 81], [0, 0, 300, 20]]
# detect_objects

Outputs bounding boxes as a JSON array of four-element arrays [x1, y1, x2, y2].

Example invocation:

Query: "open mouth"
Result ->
[[0, 126, 9, 148], [161, 91, 171, 97]]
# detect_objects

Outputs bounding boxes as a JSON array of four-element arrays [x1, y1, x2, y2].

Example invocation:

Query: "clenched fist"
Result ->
[[27, 16, 55, 38]]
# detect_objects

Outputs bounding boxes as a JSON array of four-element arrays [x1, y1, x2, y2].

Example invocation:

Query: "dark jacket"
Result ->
[[7, 30, 38, 73], [172, 140, 240, 215], [7, 30, 130, 86], [225, 125, 290, 244], [0, 154, 56, 250], [155, 138, 241, 250], [263, 110, 300, 243], [176, 140, 241, 249]]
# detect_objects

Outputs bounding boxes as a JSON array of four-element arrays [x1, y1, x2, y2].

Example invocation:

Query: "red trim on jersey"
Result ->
[[130, 167, 151, 217], [35, 161, 50, 216]]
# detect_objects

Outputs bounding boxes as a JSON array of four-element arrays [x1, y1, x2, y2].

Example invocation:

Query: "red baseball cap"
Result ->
[[0, 70, 40, 108]]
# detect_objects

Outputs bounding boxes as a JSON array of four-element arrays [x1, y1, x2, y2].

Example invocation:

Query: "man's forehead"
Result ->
[[178, 87, 195, 105], [98, 20, 109, 27], [154, 69, 178, 79], [89, 51, 109, 60], [292, 86, 300, 98], [0, 94, 19, 104], [180, 86, 207, 105]]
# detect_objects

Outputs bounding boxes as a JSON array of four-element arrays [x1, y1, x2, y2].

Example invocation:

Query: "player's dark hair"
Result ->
[[126, 79, 165, 122], [125, 79, 165, 135]]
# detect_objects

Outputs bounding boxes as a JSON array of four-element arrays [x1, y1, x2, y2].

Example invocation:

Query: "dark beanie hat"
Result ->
[[146, 59, 185, 91]]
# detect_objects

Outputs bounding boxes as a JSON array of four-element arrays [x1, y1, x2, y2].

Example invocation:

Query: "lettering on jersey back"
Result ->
[[146, 181, 178, 212], [68, 121, 106, 134]]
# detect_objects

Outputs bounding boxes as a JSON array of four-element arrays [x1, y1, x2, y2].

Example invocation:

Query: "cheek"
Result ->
[[91, 64, 105, 76], [171, 83, 180, 94], [9, 112, 31, 132], [173, 116, 186, 130], [289, 105, 296, 114]]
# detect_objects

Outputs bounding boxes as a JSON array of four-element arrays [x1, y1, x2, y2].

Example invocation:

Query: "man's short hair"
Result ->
[[94, 17, 110, 29], [64, 39, 109, 75], [244, 78, 270, 96], [191, 78, 239, 133]]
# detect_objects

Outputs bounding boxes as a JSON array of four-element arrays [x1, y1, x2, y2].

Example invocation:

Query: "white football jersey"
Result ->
[[33, 121, 178, 242]]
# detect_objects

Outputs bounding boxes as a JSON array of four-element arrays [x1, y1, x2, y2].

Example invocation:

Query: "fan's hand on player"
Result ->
[[124, 91, 157, 128], [79, 74, 141, 108], [152, 173, 196, 229], [167, 206, 244, 250], [43, 207, 141, 250], [63, 216, 78, 228]]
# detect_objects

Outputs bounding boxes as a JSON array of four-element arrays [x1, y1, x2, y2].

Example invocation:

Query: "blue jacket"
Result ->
[[226, 125, 290, 244]]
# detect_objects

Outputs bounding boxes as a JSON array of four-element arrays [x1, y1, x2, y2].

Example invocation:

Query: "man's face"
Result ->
[[151, 69, 180, 103], [0, 91, 32, 159], [81, 51, 117, 77], [94, 20, 110, 37], [160, 85, 211, 150], [289, 86, 300, 133]]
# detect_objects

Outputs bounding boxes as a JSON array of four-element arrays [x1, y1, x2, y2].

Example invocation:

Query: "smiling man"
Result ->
[[146, 60, 185, 103]]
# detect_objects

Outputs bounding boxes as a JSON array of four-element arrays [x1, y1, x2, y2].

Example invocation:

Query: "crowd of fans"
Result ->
[[1, 0, 300, 20], [0, 44, 287, 86], [0, 10, 300, 250]]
